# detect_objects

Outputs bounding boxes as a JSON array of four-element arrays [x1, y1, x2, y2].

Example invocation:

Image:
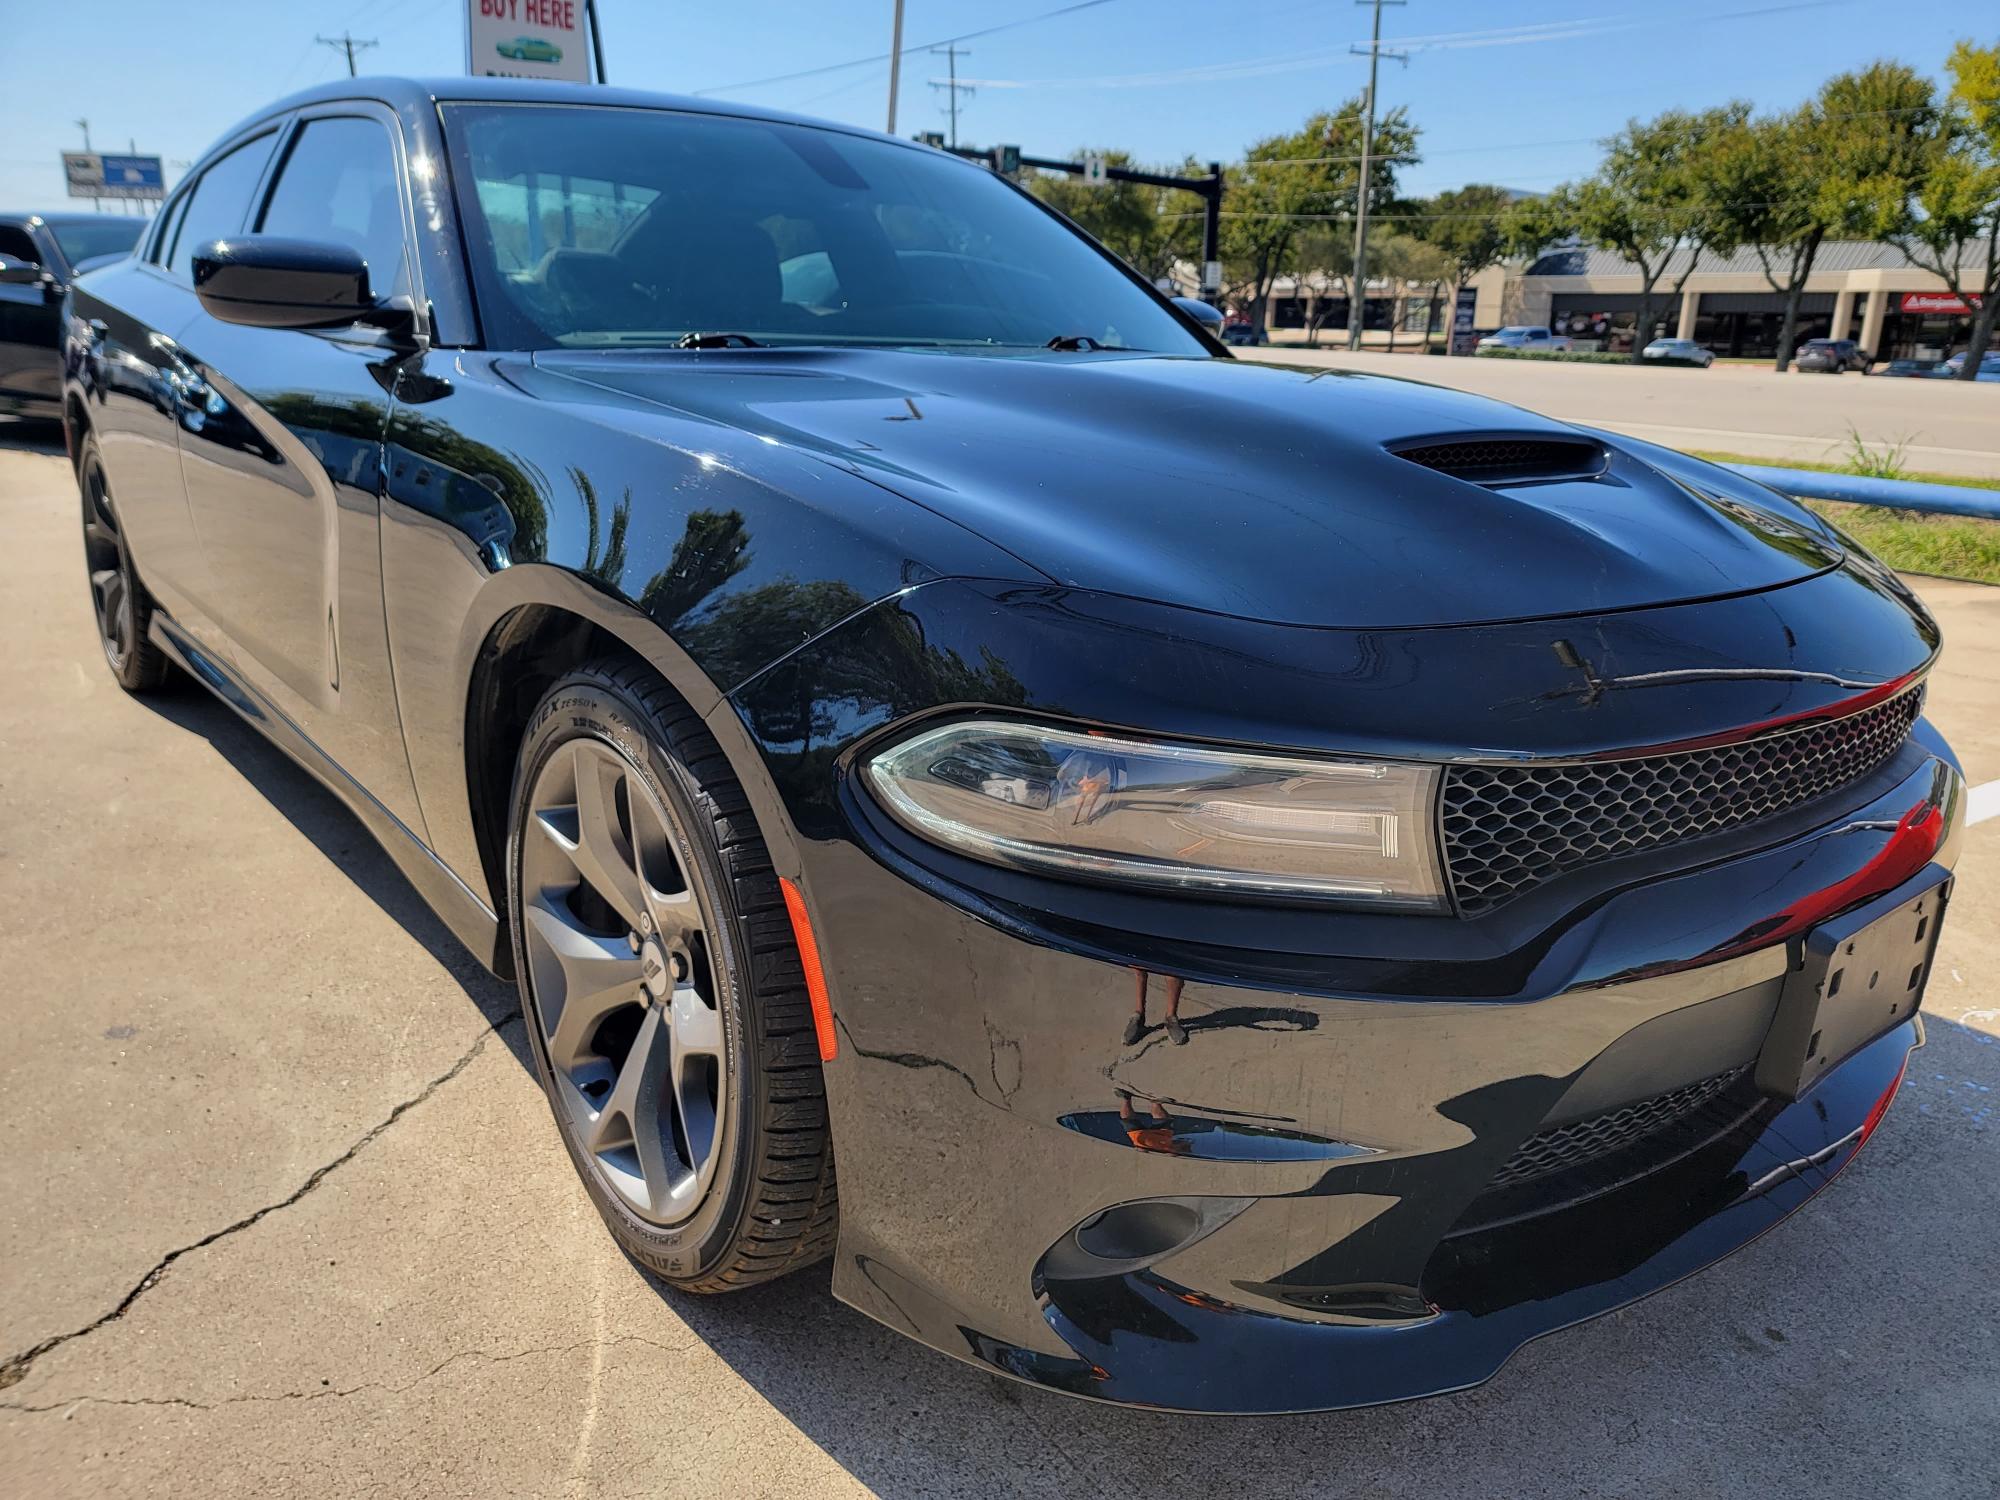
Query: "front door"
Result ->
[[0, 222, 61, 411], [172, 105, 427, 837]]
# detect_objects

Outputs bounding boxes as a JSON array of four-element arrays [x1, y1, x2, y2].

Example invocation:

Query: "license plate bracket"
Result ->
[[1756, 874, 1950, 1102]]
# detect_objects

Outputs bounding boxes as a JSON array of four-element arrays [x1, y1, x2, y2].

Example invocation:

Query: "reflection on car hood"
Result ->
[[533, 347, 1844, 629]]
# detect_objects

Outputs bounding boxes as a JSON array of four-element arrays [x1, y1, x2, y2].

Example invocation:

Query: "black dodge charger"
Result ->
[[61, 78, 1962, 1414]]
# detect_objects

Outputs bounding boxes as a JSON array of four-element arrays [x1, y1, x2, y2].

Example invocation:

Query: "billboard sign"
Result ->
[[467, 0, 590, 83], [1900, 291, 1980, 315], [63, 152, 165, 201]]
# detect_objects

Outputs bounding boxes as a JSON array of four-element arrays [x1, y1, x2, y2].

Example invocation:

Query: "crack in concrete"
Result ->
[[0, 1010, 522, 1394], [0, 1331, 700, 1417]]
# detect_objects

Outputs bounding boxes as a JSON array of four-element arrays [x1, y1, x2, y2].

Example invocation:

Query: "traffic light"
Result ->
[[993, 144, 1020, 175]]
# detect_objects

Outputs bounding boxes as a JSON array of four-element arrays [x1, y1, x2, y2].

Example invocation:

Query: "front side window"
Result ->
[[442, 103, 1203, 356], [257, 117, 410, 300], [167, 132, 278, 282]]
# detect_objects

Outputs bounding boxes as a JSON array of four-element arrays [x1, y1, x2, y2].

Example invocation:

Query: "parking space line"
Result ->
[[1970, 780, 2000, 827]]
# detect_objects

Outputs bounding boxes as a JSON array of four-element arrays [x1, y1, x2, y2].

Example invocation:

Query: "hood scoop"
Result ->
[[1390, 434, 1607, 487]]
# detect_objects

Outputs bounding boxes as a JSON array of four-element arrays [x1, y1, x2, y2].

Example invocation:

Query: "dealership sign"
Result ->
[[62, 152, 165, 201], [1900, 291, 1981, 315], [467, 0, 589, 83]]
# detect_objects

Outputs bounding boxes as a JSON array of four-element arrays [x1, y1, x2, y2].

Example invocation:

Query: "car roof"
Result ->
[[0, 212, 132, 228], [213, 75, 916, 156]]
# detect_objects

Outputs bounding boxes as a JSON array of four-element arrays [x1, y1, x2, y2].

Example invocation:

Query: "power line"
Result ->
[[692, 0, 1122, 98], [315, 32, 378, 78]]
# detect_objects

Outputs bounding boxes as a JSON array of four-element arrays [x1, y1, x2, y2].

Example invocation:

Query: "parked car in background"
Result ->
[[1876, 358, 1947, 378], [1940, 350, 2000, 382], [1640, 337, 1713, 367], [1219, 318, 1268, 345], [1476, 325, 1572, 353], [1794, 338, 1872, 374], [63, 75, 1961, 1417], [0, 212, 143, 418]]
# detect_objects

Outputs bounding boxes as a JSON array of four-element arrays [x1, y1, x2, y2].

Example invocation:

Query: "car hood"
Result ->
[[532, 347, 1843, 629]]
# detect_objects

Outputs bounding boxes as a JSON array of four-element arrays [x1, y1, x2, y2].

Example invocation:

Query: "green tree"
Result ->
[[1222, 99, 1418, 330], [1417, 184, 1513, 354], [1717, 62, 1937, 371], [1288, 222, 1353, 346], [1371, 232, 1448, 352], [1890, 40, 2000, 381], [1027, 151, 1199, 282], [1542, 106, 1749, 362]]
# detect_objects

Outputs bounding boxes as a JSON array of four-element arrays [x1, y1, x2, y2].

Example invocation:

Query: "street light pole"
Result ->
[[886, 0, 905, 134], [1347, 0, 1405, 351]]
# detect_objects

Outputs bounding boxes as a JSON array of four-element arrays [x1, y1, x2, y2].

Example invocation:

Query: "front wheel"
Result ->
[[506, 659, 837, 1289]]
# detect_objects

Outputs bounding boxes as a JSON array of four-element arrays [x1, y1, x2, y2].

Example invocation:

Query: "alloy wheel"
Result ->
[[520, 738, 729, 1226], [81, 457, 136, 671]]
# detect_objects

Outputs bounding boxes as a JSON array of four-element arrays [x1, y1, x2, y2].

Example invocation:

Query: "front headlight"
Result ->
[[863, 719, 1445, 909]]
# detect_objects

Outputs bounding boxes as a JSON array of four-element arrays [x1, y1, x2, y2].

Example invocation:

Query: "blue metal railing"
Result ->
[[1723, 464, 2000, 522]]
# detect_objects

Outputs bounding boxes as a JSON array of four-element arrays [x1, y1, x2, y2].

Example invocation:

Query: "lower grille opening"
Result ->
[[1453, 1065, 1766, 1236]]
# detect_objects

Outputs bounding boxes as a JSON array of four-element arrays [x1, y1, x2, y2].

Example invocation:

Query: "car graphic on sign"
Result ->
[[496, 35, 563, 63]]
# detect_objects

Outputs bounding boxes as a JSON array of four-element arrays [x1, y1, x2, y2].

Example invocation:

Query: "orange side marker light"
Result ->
[[779, 877, 838, 1062]]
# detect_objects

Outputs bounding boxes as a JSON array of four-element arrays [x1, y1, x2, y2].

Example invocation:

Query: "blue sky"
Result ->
[[0, 0, 1984, 212]]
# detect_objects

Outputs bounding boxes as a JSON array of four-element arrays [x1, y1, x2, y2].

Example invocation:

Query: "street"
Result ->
[[1238, 346, 2000, 478], [2, 428, 1997, 1498]]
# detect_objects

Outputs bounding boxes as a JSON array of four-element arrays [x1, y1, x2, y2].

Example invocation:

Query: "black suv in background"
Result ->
[[0, 212, 143, 418], [1795, 337, 1874, 374]]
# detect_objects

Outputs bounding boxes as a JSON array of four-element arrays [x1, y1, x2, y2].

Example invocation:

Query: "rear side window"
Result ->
[[0, 225, 37, 265], [257, 116, 411, 300], [167, 133, 278, 282]]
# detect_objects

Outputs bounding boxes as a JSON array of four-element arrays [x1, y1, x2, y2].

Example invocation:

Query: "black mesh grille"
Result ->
[[1391, 438, 1603, 483], [1492, 1067, 1751, 1189], [1443, 685, 1923, 914]]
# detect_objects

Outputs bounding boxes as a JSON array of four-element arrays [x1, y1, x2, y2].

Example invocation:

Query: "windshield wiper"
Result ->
[[676, 332, 764, 349], [1045, 334, 1110, 351]]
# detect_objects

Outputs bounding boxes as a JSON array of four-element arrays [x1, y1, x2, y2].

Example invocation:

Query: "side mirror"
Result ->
[[192, 237, 374, 329], [1171, 295, 1225, 331], [0, 255, 50, 287]]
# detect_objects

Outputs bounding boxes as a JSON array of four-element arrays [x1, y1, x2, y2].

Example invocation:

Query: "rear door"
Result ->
[[171, 101, 427, 835], [73, 129, 282, 653]]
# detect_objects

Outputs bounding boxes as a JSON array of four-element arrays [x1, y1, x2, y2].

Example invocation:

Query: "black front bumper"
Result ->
[[783, 741, 1961, 1412]]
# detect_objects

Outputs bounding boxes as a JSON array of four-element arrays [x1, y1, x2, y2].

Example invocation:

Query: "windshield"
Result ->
[[46, 218, 142, 269], [442, 103, 1204, 356]]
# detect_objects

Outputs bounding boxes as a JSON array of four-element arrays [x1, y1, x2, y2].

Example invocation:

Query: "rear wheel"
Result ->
[[78, 432, 169, 694], [506, 659, 837, 1289]]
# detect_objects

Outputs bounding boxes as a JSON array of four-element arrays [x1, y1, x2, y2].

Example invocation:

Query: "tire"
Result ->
[[506, 658, 837, 1290], [77, 430, 170, 694]]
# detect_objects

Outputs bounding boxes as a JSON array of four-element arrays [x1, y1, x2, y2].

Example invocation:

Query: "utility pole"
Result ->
[[316, 32, 378, 78], [1346, 0, 1406, 351], [929, 44, 972, 149], [885, 0, 906, 134]]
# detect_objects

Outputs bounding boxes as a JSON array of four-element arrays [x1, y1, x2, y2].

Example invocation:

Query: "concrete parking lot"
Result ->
[[1238, 345, 2000, 479], [2, 425, 1997, 1498]]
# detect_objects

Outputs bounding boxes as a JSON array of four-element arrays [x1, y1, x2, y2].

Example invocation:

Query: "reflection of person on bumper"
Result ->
[[1124, 966, 1186, 1046], [1117, 1089, 1190, 1154]]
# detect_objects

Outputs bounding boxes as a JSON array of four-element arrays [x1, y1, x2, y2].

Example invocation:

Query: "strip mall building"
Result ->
[[1507, 242, 1990, 359], [1262, 240, 1989, 361]]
